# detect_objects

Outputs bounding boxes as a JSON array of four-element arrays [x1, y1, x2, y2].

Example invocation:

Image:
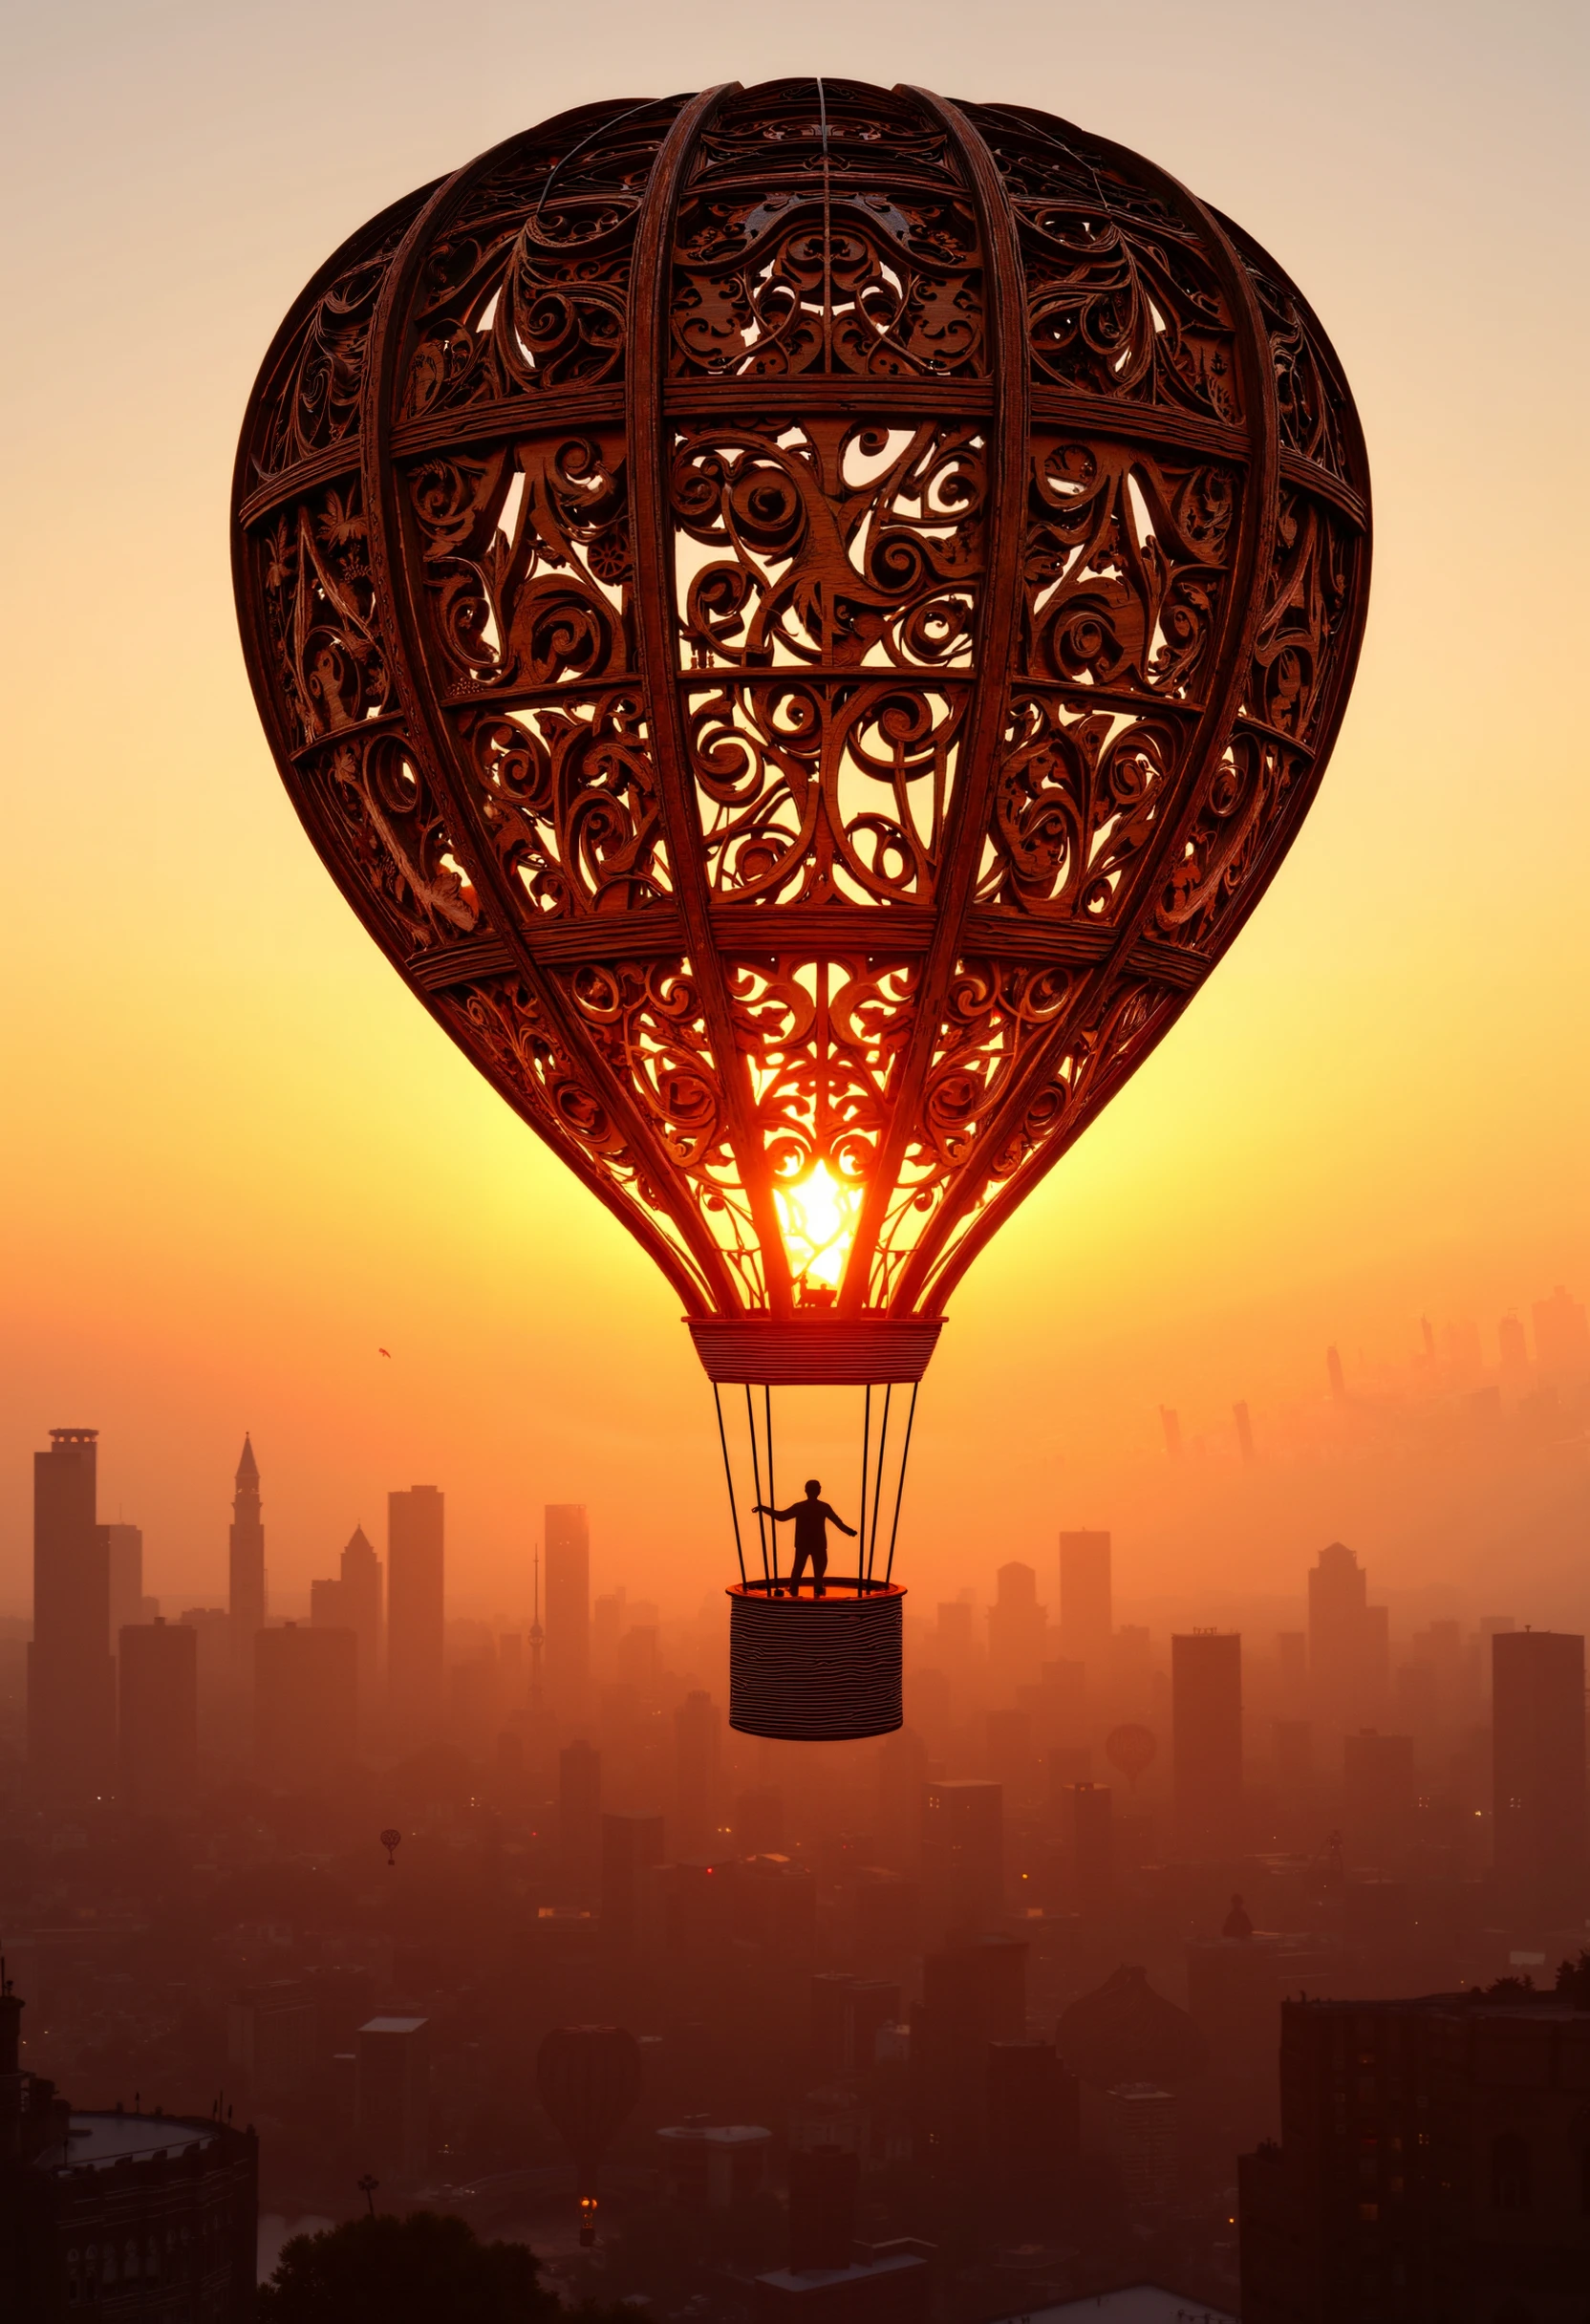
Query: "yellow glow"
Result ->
[[774, 1161, 862, 1298]]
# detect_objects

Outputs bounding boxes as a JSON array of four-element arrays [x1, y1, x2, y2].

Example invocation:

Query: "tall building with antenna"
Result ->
[[29, 1428, 116, 1803], [227, 1434, 266, 1669]]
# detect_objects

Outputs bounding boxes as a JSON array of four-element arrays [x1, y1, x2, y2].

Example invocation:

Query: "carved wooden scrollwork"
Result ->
[[233, 77, 1369, 1327]]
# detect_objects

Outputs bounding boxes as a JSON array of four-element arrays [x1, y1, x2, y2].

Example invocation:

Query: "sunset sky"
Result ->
[[3, 0, 1586, 1631]]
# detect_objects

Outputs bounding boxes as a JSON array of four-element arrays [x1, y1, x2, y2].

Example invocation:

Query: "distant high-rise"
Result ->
[[118, 1619, 198, 1815], [1171, 1632, 1243, 1850], [558, 1739, 602, 1904], [986, 1562, 1047, 1698], [1493, 1630, 1587, 1924], [1233, 1401, 1256, 1464], [387, 1486, 443, 1735], [922, 1779, 1003, 1937], [911, 1932, 1026, 2159], [1531, 1284, 1590, 1383], [29, 1429, 116, 1802], [1325, 1345, 1345, 1401], [255, 1624, 358, 1786], [227, 1435, 266, 1668], [545, 1504, 591, 1708], [355, 2015, 430, 2183], [674, 1689, 722, 1859], [105, 1522, 151, 1643], [1342, 1730, 1415, 1866], [1064, 1781, 1113, 1905], [1307, 1541, 1386, 1732], [1159, 1406, 1182, 1458], [602, 1810, 666, 1952], [1497, 1310, 1531, 1399], [311, 1525, 383, 1712], [1058, 1531, 1112, 1667]]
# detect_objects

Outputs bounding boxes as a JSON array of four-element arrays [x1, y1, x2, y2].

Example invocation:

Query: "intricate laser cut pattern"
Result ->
[[233, 76, 1369, 1327]]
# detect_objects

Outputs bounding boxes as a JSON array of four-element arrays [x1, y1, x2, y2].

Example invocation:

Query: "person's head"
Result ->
[[804, 1478, 821, 1496]]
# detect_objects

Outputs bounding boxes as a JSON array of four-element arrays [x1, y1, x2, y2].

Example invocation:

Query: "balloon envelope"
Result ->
[[536, 2026, 643, 2190], [1105, 1723, 1158, 1787], [230, 81, 1370, 1369]]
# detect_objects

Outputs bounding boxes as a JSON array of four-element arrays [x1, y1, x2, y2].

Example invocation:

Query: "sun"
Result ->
[[774, 1161, 863, 1304]]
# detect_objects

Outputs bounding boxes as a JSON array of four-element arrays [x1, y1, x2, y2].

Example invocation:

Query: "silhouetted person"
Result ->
[[754, 1479, 856, 1597]]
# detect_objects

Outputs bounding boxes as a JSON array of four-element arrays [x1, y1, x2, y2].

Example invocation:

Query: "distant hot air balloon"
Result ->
[[1105, 1723, 1157, 1790], [379, 1827, 402, 1866], [232, 83, 1369, 1744], [536, 2025, 643, 2246]]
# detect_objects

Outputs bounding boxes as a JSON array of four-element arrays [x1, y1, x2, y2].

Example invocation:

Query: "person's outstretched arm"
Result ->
[[753, 1502, 802, 1522], [823, 1503, 858, 1537]]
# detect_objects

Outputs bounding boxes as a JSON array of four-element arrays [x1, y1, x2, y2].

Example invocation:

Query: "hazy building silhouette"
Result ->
[[674, 1689, 722, 1858], [1104, 2082, 1178, 2210], [1058, 1528, 1112, 1669], [1171, 1632, 1243, 1849], [558, 1739, 602, 1904], [1240, 1988, 1590, 2321], [355, 2015, 429, 2183], [226, 1433, 266, 1669], [986, 1706, 1037, 1806], [910, 1931, 1025, 2161], [1342, 1729, 1415, 1865], [29, 1428, 115, 1803], [1531, 1283, 1590, 1382], [1325, 1345, 1345, 1400], [118, 1619, 198, 1815], [1064, 1779, 1113, 1905], [1159, 1405, 1182, 1457], [254, 1624, 357, 1787], [545, 1503, 590, 1709], [592, 1587, 624, 1683], [1233, 1400, 1256, 1464], [735, 1785, 784, 1856], [1497, 1308, 1532, 1399], [0, 1984, 257, 2319], [932, 1599, 978, 1703], [601, 1810, 666, 1953], [310, 1523, 383, 1712], [1307, 1541, 1386, 1732], [178, 1605, 231, 1744], [922, 1778, 1003, 1937], [104, 1521, 153, 1643], [387, 1485, 443, 1736], [987, 1561, 1047, 1697], [1493, 1629, 1588, 1924]]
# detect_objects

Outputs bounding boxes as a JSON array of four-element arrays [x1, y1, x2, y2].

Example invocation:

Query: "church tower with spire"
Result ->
[[228, 1434, 266, 1664]]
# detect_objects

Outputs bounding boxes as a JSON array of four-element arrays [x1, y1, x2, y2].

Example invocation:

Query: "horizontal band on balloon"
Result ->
[[727, 1585, 904, 1742], [687, 1319, 942, 1385]]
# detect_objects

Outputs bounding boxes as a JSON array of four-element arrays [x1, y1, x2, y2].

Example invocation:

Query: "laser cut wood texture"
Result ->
[[233, 80, 1369, 1355]]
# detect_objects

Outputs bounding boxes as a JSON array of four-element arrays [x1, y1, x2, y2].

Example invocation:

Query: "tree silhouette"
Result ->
[[257, 2212, 553, 2323]]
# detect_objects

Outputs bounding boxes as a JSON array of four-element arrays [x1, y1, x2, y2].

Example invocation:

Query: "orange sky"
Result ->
[[2, 0, 1586, 1631]]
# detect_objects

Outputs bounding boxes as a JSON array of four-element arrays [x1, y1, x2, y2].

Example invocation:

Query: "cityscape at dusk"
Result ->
[[3, 2, 1587, 2319]]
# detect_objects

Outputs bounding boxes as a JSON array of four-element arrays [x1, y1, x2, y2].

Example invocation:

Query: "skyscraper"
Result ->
[[310, 1525, 383, 1712], [986, 1562, 1047, 1697], [254, 1624, 358, 1786], [227, 1434, 266, 1668], [1307, 1541, 1386, 1733], [1058, 1529, 1112, 1668], [674, 1689, 722, 1859], [921, 1779, 1004, 1938], [1171, 1631, 1243, 1850], [602, 1810, 666, 1953], [558, 1739, 602, 1904], [118, 1619, 198, 1815], [387, 1486, 444, 1736], [104, 1522, 151, 1642], [545, 1504, 591, 1709], [29, 1429, 116, 1802], [1493, 1629, 1588, 1924], [1531, 1284, 1590, 1383]]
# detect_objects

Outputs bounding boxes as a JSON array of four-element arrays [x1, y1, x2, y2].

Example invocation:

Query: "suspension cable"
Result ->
[[712, 1384, 748, 1586], [764, 1386, 777, 1582], [858, 1385, 871, 1589], [867, 1385, 892, 1582], [882, 1383, 919, 1585], [744, 1385, 771, 1583]]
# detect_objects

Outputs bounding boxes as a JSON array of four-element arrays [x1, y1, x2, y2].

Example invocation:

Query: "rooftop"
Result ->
[[993, 2292, 1235, 2324], [38, 2114, 219, 2174]]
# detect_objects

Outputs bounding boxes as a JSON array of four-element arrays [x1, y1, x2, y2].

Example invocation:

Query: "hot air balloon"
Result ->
[[232, 82, 1369, 1740], [1105, 1724, 1158, 1790], [535, 2025, 643, 2245], [379, 1827, 402, 1866]]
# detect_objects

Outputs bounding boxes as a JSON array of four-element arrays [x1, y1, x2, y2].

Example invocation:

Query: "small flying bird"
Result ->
[[378, 1348, 392, 1358]]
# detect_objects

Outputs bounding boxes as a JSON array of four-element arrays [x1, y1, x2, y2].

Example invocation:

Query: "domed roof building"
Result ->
[[1055, 1965, 1207, 2091]]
